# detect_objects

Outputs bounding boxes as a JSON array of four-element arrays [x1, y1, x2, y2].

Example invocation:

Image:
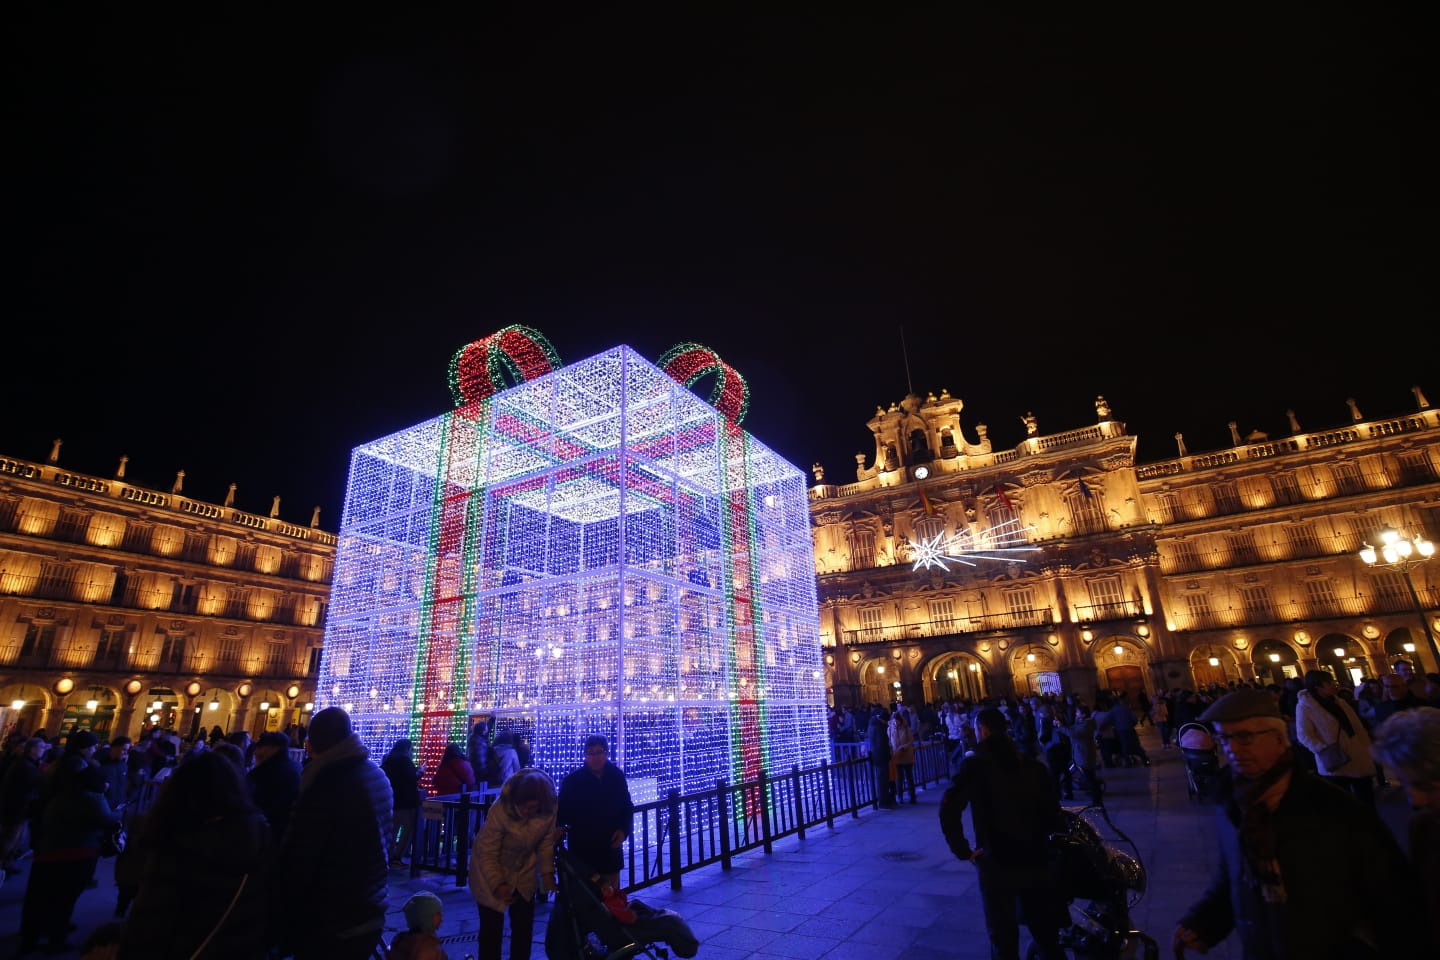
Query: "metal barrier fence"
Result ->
[[410, 738, 953, 892]]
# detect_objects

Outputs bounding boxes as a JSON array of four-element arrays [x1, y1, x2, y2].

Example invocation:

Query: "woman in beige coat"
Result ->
[[1295, 669, 1378, 807], [469, 768, 558, 960]]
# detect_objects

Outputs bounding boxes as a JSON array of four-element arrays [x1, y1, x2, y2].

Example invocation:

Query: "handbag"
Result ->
[[100, 823, 127, 858], [1318, 742, 1349, 769]]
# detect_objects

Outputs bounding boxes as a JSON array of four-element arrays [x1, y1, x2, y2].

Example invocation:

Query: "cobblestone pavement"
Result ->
[[1, 725, 1414, 958]]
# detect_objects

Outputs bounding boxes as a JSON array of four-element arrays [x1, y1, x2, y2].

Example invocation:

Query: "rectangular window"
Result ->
[[1086, 576, 1126, 608], [1304, 579, 1338, 615], [306, 647, 322, 675], [986, 493, 1018, 533], [1152, 493, 1180, 524], [160, 635, 186, 666], [95, 628, 127, 667], [928, 598, 958, 632], [858, 606, 885, 642], [1227, 531, 1259, 565], [1066, 492, 1107, 535], [1239, 585, 1273, 617], [266, 642, 288, 673], [1167, 539, 1199, 572], [1213, 483, 1242, 514], [1332, 462, 1364, 496], [1286, 524, 1322, 556], [1370, 570, 1409, 601], [1272, 473, 1302, 505], [848, 528, 876, 568], [217, 638, 242, 668], [1184, 593, 1213, 626], [20, 623, 56, 658]]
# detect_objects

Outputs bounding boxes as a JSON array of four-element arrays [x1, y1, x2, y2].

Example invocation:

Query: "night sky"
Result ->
[[9, 8, 1435, 528]]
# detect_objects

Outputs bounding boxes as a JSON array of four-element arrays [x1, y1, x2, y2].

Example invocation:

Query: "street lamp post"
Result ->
[[1360, 526, 1438, 671]]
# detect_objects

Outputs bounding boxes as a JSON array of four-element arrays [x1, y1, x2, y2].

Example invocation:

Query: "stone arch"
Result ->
[[1, 682, 52, 737], [1250, 638, 1300, 686], [1382, 627, 1424, 671], [1188, 642, 1242, 687], [1315, 633, 1374, 687], [1093, 635, 1152, 705], [924, 651, 990, 702], [857, 657, 900, 707], [1008, 641, 1061, 697]]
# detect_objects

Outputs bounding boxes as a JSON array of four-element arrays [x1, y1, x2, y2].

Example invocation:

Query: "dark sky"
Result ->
[[8, 7, 1435, 528]]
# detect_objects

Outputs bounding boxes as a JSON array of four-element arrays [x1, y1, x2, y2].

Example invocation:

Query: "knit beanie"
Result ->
[[403, 891, 444, 933]]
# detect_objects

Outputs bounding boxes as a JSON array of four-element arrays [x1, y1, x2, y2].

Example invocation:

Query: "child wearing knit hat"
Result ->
[[389, 890, 449, 960]]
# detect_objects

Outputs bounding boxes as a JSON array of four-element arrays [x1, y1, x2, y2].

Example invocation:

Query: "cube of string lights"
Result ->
[[318, 344, 829, 800]]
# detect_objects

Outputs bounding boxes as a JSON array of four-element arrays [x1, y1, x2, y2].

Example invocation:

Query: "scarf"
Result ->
[[1226, 748, 1294, 905], [1313, 691, 1355, 738]]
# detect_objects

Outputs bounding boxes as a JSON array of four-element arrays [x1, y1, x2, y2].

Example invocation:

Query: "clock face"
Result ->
[[913, 466, 929, 480]]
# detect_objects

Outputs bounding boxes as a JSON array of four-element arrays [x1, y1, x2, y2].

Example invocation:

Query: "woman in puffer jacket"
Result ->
[[1296, 669, 1378, 807], [469, 768, 557, 960]]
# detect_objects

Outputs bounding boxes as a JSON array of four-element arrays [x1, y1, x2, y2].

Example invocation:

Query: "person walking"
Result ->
[[470, 768, 558, 960], [1295, 670, 1377, 808], [556, 735, 633, 895], [17, 763, 119, 954], [1370, 706, 1440, 953], [119, 751, 272, 958], [269, 706, 393, 960], [1172, 688, 1423, 958], [247, 730, 301, 843], [866, 708, 895, 809], [381, 738, 423, 866], [940, 707, 1067, 960], [888, 705, 918, 804]]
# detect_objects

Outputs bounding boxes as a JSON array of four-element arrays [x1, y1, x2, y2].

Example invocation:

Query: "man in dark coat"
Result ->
[[866, 708, 896, 809], [556, 735, 634, 890], [940, 707, 1067, 960], [1173, 688, 1424, 958], [247, 730, 301, 843], [270, 707, 392, 960]]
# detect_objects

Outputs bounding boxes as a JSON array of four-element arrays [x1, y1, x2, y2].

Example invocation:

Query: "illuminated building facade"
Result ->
[[319, 342, 829, 800], [812, 390, 1440, 706], [0, 454, 334, 740]]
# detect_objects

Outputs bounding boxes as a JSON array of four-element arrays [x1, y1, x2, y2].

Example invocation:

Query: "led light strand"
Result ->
[[318, 343, 828, 803], [659, 342, 750, 424]]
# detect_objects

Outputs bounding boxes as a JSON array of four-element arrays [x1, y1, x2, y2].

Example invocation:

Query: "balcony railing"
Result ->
[[1159, 530, 1368, 575], [0, 572, 326, 629], [0, 642, 316, 678], [1073, 600, 1144, 622], [843, 607, 1055, 645], [1169, 588, 1440, 632]]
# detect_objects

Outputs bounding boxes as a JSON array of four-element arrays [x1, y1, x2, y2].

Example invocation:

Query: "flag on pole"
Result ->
[[918, 486, 937, 516], [1078, 478, 1094, 499], [993, 483, 1015, 512]]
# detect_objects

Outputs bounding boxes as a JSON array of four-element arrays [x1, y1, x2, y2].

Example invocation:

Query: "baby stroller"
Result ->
[[546, 847, 699, 960], [1040, 805, 1158, 960], [1178, 722, 1221, 802]]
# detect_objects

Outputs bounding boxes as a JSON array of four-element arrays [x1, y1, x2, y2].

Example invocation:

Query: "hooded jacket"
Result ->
[[469, 772, 557, 913]]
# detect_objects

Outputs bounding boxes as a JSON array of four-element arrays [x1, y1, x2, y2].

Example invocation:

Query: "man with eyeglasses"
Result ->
[[1173, 687, 1422, 958]]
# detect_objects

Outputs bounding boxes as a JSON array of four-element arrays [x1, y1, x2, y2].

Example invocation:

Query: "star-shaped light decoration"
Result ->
[[910, 518, 1040, 572]]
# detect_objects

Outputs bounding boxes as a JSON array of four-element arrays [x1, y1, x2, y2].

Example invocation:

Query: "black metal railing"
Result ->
[[407, 740, 951, 892]]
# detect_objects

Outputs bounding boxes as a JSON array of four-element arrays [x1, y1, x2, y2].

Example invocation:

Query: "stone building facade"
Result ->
[[811, 390, 1440, 708], [0, 452, 335, 740]]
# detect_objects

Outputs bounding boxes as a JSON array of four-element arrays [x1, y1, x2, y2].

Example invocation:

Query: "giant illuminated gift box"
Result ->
[[317, 343, 830, 800]]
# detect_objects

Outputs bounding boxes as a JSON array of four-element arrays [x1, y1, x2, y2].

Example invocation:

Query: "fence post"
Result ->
[[792, 765, 805, 840], [455, 792, 473, 887], [759, 767, 773, 855], [823, 756, 835, 829], [850, 754, 862, 820], [717, 779, 732, 872], [667, 788, 683, 891]]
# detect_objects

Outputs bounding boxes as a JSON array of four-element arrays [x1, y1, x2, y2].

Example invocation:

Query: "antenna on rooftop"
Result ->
[[900, 326, 914, 396]]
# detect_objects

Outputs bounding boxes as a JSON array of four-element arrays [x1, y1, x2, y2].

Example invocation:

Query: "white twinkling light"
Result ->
[[317, 345, 830, 797]]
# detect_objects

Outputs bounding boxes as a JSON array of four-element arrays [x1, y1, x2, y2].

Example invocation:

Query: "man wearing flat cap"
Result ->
[[1173, 686, 1423, 958]]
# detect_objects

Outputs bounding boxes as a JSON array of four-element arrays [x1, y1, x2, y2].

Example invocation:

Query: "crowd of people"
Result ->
[[828, 658, 1440, 960], [0, 711, 631, 960]]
